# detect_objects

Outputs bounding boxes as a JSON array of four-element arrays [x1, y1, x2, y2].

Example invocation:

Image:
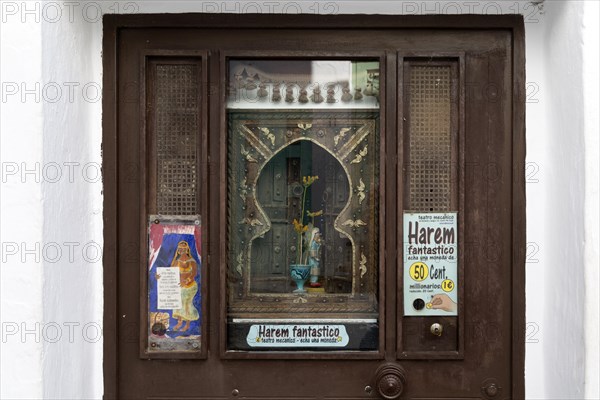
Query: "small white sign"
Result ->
[[404, 212, 458, 316], [246, 325, 349, 347], [156, 267, 182, 310]]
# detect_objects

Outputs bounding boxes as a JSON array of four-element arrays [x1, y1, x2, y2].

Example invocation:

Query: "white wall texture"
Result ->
[[0, 1, 598, 399], [40, 5, 104, 398], [582, 1, 600, 398], [539, 2, 586, 398], [0, 6, 44, 399]]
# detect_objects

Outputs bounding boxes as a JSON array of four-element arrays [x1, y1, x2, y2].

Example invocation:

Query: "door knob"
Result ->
[[374, 363, 407, 399], [430, 323, 443, 336]]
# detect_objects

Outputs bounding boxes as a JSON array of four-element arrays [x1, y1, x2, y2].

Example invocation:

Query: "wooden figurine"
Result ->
[[298, 87, 309, 103], [311, 85, 324, 103], [354, 87, 363, 100], [257, 82, 268, 98], [285, 86, 295, 103], [307, 228, 323, 287], [271, 84, 281, 102], [326, 85, 336, 103], [341, 82, 352, 102]]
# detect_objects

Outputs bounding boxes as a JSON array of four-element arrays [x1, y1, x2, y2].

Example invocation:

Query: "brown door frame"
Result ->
[[102, 13, 525, 399]]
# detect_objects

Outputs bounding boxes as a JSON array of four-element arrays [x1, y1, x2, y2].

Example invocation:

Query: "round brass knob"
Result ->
[[375, 364, 407, 400], [430, 323, 443, 336]]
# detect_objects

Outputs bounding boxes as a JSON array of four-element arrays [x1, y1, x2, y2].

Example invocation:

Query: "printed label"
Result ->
[[246, 324, 349, 347], [403, 212, 458, 316], [156, 267, 182, 310]]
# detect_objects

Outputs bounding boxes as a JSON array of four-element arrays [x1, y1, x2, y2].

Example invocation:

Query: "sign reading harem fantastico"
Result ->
[[403, 213, 458, 317], [247, 324, 349, 347]]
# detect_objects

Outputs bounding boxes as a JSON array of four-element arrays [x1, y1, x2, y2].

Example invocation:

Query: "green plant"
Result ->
[[291, 175, 322, 265]]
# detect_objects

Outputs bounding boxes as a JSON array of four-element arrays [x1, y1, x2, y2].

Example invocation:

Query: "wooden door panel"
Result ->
[[104, 15, 524, 399]]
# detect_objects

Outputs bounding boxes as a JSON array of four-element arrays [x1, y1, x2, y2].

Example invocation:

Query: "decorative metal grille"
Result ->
[[408, 66, 452, 212], [155, 64, 199, 215]]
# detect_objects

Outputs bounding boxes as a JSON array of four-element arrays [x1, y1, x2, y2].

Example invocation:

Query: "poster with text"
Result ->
[[403, 212, 458, 316], [147, 216, 202, 352]]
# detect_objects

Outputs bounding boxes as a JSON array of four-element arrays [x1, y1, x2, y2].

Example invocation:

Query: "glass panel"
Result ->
[[226, 59, 380, 352]]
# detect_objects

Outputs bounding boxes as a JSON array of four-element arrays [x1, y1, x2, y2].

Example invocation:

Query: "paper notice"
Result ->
[[403, 212, 458, 316], [156, 267, 182, 310]]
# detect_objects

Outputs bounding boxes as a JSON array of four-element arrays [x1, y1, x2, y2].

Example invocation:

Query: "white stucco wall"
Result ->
[[0, 6, 44, 399], [539, 2, 586, 398], [582, 1, 600, 398], [0, 1, 598, 399], [40, 5, 104, 398]]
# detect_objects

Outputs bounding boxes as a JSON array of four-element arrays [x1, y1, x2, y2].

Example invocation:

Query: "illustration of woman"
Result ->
[[171, 241, 199, 332]]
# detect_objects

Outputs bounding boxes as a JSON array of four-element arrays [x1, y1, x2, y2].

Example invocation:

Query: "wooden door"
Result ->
[[103, 14, 525, 399]]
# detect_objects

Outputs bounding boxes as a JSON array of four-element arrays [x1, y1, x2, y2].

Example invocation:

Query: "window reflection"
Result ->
[[226, 59, 380, 352]]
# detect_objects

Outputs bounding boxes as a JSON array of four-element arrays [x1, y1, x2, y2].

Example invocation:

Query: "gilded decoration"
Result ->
[[227, 112, 379, 315]]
